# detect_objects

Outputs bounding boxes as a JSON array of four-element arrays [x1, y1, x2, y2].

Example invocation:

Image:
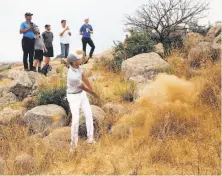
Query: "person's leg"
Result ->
[[80, 92, 94, 142], [22, 38, 29, 70], [88, 39, 95, 58], [60, 43, 66, 63], [65, 44, 69, 58], [33, 59, 38, 72], [67, 94, 81, 149], [28, 39, 35, 71], [82, 38, 87, 57]]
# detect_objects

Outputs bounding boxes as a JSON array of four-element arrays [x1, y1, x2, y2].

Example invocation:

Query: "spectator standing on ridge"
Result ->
[[60, 20, 71, 64], [19, 12, 37, 71], [41, 24, 54, 76], [33, 27, 46, 72], [80, 17, 95, 64], [66, 53, 99, 152]]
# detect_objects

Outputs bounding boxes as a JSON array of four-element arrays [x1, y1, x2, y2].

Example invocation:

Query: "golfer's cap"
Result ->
[[25, 12, 33, 16], [67, 54, 80, 64], [84, 17, 89, 20], [45, 24, 50, 28]]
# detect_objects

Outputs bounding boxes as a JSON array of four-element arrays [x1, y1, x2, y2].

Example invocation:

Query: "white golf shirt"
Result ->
[[67, 66, 83, 94], [60, 27, 71, 44]]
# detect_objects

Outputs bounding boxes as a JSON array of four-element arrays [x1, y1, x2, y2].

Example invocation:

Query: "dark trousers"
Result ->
[[82, 37, 95, 57], [22, 37, 35, 70]]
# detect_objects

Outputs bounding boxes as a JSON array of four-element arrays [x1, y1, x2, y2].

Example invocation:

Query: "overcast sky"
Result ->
[[0, 0, 221, 62]]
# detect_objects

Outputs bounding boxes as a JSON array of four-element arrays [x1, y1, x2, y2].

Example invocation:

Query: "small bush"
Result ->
[[114, 32, 156, 59], [114, 78, 137, 102]]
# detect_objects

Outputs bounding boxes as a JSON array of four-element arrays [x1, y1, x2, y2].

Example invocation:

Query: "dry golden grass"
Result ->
[[0, 50, 221, 174]]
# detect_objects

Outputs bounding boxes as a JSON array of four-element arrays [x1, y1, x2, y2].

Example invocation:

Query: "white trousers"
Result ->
[[67, 91, 94, 145]]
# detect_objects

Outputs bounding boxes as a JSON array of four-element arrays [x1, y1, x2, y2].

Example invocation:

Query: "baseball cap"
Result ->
[[67, 54, 80, 64], [25, 12, 33, 16]]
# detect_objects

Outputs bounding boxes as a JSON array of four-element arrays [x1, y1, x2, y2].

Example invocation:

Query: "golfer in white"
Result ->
[[66, 53, 99, 151]]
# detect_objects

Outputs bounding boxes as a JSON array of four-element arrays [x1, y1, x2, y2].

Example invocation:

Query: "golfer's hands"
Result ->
[[66, 26, 69, 31], [44, 48, 48, 53]]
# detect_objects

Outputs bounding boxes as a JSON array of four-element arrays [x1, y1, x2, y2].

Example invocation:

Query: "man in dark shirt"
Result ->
[[19, 12, 37, 71], [41, 24, 54, 75], [80, 18, 95, 63]]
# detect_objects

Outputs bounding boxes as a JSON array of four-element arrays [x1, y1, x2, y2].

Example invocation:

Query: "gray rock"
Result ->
[[0, 85, 9, 97], [102, 103, 127, 115], [8, 70, 22, 80], [13, 154, 36, 174], [24, 104, 68, 134], [204, 24, 221, 43], [0, 107, 26, 125], [0, 92, 18, 108], [78, 105, 106, 138], [154, 43, 164, 57], [9, 71, 43, 100], [212, 35, 221, 50], [121, 52, 169, 83]]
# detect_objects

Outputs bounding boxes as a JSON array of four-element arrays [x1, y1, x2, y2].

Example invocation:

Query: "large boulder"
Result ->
[[154, 43, 164, 57], [13, 154, 36, 174], [9, 71, 43, 100], [0, 107, 26, 125], [24, 104, 68, 134], [102, 103, 127, 115], [121, 52, 169, 83], [78, 105, 106, 138], [204, 24, 221, 43], [212, 35, 221, 50], [0, 92, 18, 108]]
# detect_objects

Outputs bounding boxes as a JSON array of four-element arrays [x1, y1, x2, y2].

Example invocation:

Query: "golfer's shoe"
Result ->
[[87, 138, 96, 144]]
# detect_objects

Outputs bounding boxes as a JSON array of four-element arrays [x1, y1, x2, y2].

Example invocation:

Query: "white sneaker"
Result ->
[[87, 138, 97, 144], [69, 142, 77, 152]]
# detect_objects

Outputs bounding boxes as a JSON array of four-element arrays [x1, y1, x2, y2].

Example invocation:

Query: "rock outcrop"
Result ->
[[78, 105, 106, 138], [121, 52, 169, 83], [24, 104, 68, 134]]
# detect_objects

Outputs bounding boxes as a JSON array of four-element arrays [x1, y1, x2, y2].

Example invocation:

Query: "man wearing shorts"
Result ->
[[42, 24, 54, 75], [33, 27, 46, 72]]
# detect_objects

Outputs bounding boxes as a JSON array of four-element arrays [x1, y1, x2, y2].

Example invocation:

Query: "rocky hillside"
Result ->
[[0, 24, 221, 175]]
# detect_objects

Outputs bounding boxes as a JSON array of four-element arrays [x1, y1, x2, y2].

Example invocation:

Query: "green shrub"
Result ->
[[37, 85, 69, 115], [114, 32, 156, 59]]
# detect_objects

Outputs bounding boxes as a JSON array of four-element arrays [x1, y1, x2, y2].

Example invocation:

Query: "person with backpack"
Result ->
[[41, 24, 54, 76], [66, 53, 99, 152], [33, 27, 47, 72]]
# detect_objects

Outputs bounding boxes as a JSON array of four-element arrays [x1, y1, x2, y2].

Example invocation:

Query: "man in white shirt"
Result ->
[[60, 20, 71, 63]]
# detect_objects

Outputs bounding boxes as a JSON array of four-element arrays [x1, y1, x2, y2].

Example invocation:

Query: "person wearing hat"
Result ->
[[41, 24, 54, 75], [66, 53, 99, 152], [20, 12, 37, 71], [80, 17, 95, 63]]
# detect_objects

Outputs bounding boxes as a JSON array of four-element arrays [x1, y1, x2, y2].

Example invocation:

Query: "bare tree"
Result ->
[[125, 0, 209, 42]]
